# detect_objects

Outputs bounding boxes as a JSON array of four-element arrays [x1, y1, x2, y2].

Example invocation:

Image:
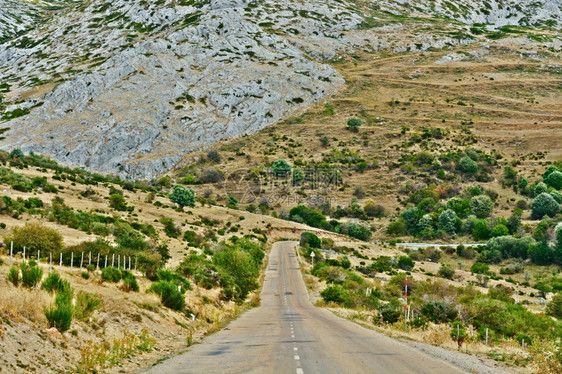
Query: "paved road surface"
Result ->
[[143, 241, 466, 374]]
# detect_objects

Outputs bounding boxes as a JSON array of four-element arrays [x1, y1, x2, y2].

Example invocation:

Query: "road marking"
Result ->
[[296, 369, 304, 374], [294, 347, 298, 351], [291, 334, 295, 338], [294, 355, 300, 360]]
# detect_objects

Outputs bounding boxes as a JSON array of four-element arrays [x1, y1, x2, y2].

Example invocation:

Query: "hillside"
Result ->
[[0, 0, 560, 179]]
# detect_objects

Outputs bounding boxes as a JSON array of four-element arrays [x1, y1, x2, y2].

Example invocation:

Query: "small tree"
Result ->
[[438, 209, 458, 233], [397, 256, 414, 271], [300, 232, 321, 248], [438, 263, 456, 279], [470, 195, 493, 218], [169, 185, 196, 208], [471, 262, 489, 274], [207, 150, 221, 163], [490, 224, 509, 237], [458, 156, 478, 174], [346, 117, 362, 132], [531, 192, 560, 219], [3, 222, 63, 254], [109, 194, 127, 211], [450, 321, 467, 349], [545, 170, 562, 190], [271, 159, 292, 177], [534, 181, 548, 196], [546, 293, 562, 319]]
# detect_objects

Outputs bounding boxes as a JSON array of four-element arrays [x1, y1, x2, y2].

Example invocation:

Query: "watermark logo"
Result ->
[[224, 168, 342, 206]]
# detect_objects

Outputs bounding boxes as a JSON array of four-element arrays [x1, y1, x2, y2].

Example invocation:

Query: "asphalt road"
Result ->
[[143, 241, 466, 374]]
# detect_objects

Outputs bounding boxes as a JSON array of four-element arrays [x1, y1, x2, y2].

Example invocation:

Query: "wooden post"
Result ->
[[23, 246, 26, 263], [485, 328, 488, 346], [49, 253, 52, 273], [9, 241, 12, 267], [88, 252, 91, 266], [37, 250, 40, 263], [59, 253, 62, 274], [128, 256, 131, 270], [470, 325, 473, 338], [112, 253, 114, 267], [70, 252, 74, 273], [522, 339, 525, 350], [134, 256, 137, 272], [80, 252, 84, 271], [105, 255, 108, 268], [96, 253, 100, 270], [118, 255, 120, 269]]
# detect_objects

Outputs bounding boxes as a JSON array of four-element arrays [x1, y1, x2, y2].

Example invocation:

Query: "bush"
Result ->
[[121, 271, 139, 292], [271, 159, 292, 177], [422, 300, 457, 323], [471, 262, 489, 274], [7, 266, 19, 286], [321, 285, 347, 304], [438, 264, 456, 279], [74, 291, 102, 321], [470, 195, 493, 218], [364, 201, 385, 217], [531, 193, 560, 219], [148, 281, 185, 311], [20, 262, 43, 288], [380, 306, 401, 324], [41, 273, 72, 294], [387, 219, 407, 236], [45, 294, 73, 332], [109, 194, 127, 211], [169, 185, 196, 208], [3, 222, 63, 254], [547, 293, 562, 319], [214, 249, 258, 301], [472, 219, 489, 241], [101, 267, 122, 282], [300, 232, 321, 248], [339, 222, 372, 241], [535, 182, 548, 196], [458, 156, 478, 174], [544, 171, 562, 190], [207, 150, 221, 163], [438, 209, 458, 233], [347, 117, 362, 132], [490, 224, 509, 237], [397, 256, 414, 271]]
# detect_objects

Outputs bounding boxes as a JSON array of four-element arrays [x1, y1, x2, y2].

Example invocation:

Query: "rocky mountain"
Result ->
[[0, 0, 560, 180]]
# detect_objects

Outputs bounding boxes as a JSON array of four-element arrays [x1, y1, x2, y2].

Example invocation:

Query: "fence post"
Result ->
[[59, 253, 62, 274], [88, 252, 91, 266], [485, 328, 488, 346], [37, 250, 40, 264], [118, 255, 120, 269], [522, 339, 525, 350], [49, 253, 52, 273], [105, 255, 108, 268], [80, 252, 84, 271], [96, 253, 100, 270], [70, 252, 74, 273], [9, 241, 12, 267], [134, 256, 137, 272], [23, 246, 26, 263], [112, 253, 114, 267]]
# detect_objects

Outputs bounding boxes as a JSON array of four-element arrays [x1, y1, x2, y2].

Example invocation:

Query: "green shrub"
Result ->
[[531, 193, 560, 219], [109, 194, 127, 211], [20, 262, 43, 288], [490, 224, 509, 237], [41, 273, 72, 294], [544, 170, 562, 190], [380, 306, 401, 324], [438, 209, 458, 233], [300, 232, 321, 248], [3, 222, 63, 254], [121, 270, 139, 292], [339, 222, 372, 241], [470, 195, 493, 218], [156, 269, 191, 291], [271, 159, 292, 177], [397, 256, 414, 271], [422, 300, 457, 323], [438, 264, 456, 279], [45, 296, 73, 332], [547, 293, 562, 319], [471, 262, 490, 274], [321, 285, 347, 304], [7, 266, 20, 286], [148, 281, 185, 310], [346, 117, 362, 132], [74, 291, 101, 321], [101, 267, 122, 282], [81, 271, 90, 279], [458, 156, 478, 174], [214, 249, 258, 301], [169, 185, 196, 208]]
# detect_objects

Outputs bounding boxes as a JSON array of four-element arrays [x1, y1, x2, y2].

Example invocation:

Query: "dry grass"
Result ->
[[0, 282, 50, 325]]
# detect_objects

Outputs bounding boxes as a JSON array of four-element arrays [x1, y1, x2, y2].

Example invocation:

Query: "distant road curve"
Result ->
[[142, 241, 504, 374]]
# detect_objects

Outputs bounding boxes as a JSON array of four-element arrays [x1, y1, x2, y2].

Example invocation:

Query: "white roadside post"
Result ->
[[96, 253, 100, 270], [70, 252, 74, 273], [9, 241, 12, 267], [49, 253, 52, 273], [59, 253, 62, 274], [23, 246, 26, 263], [37, 250, 40, 264], [310, 251, 315, 267], [80, 252, 84, 271]]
